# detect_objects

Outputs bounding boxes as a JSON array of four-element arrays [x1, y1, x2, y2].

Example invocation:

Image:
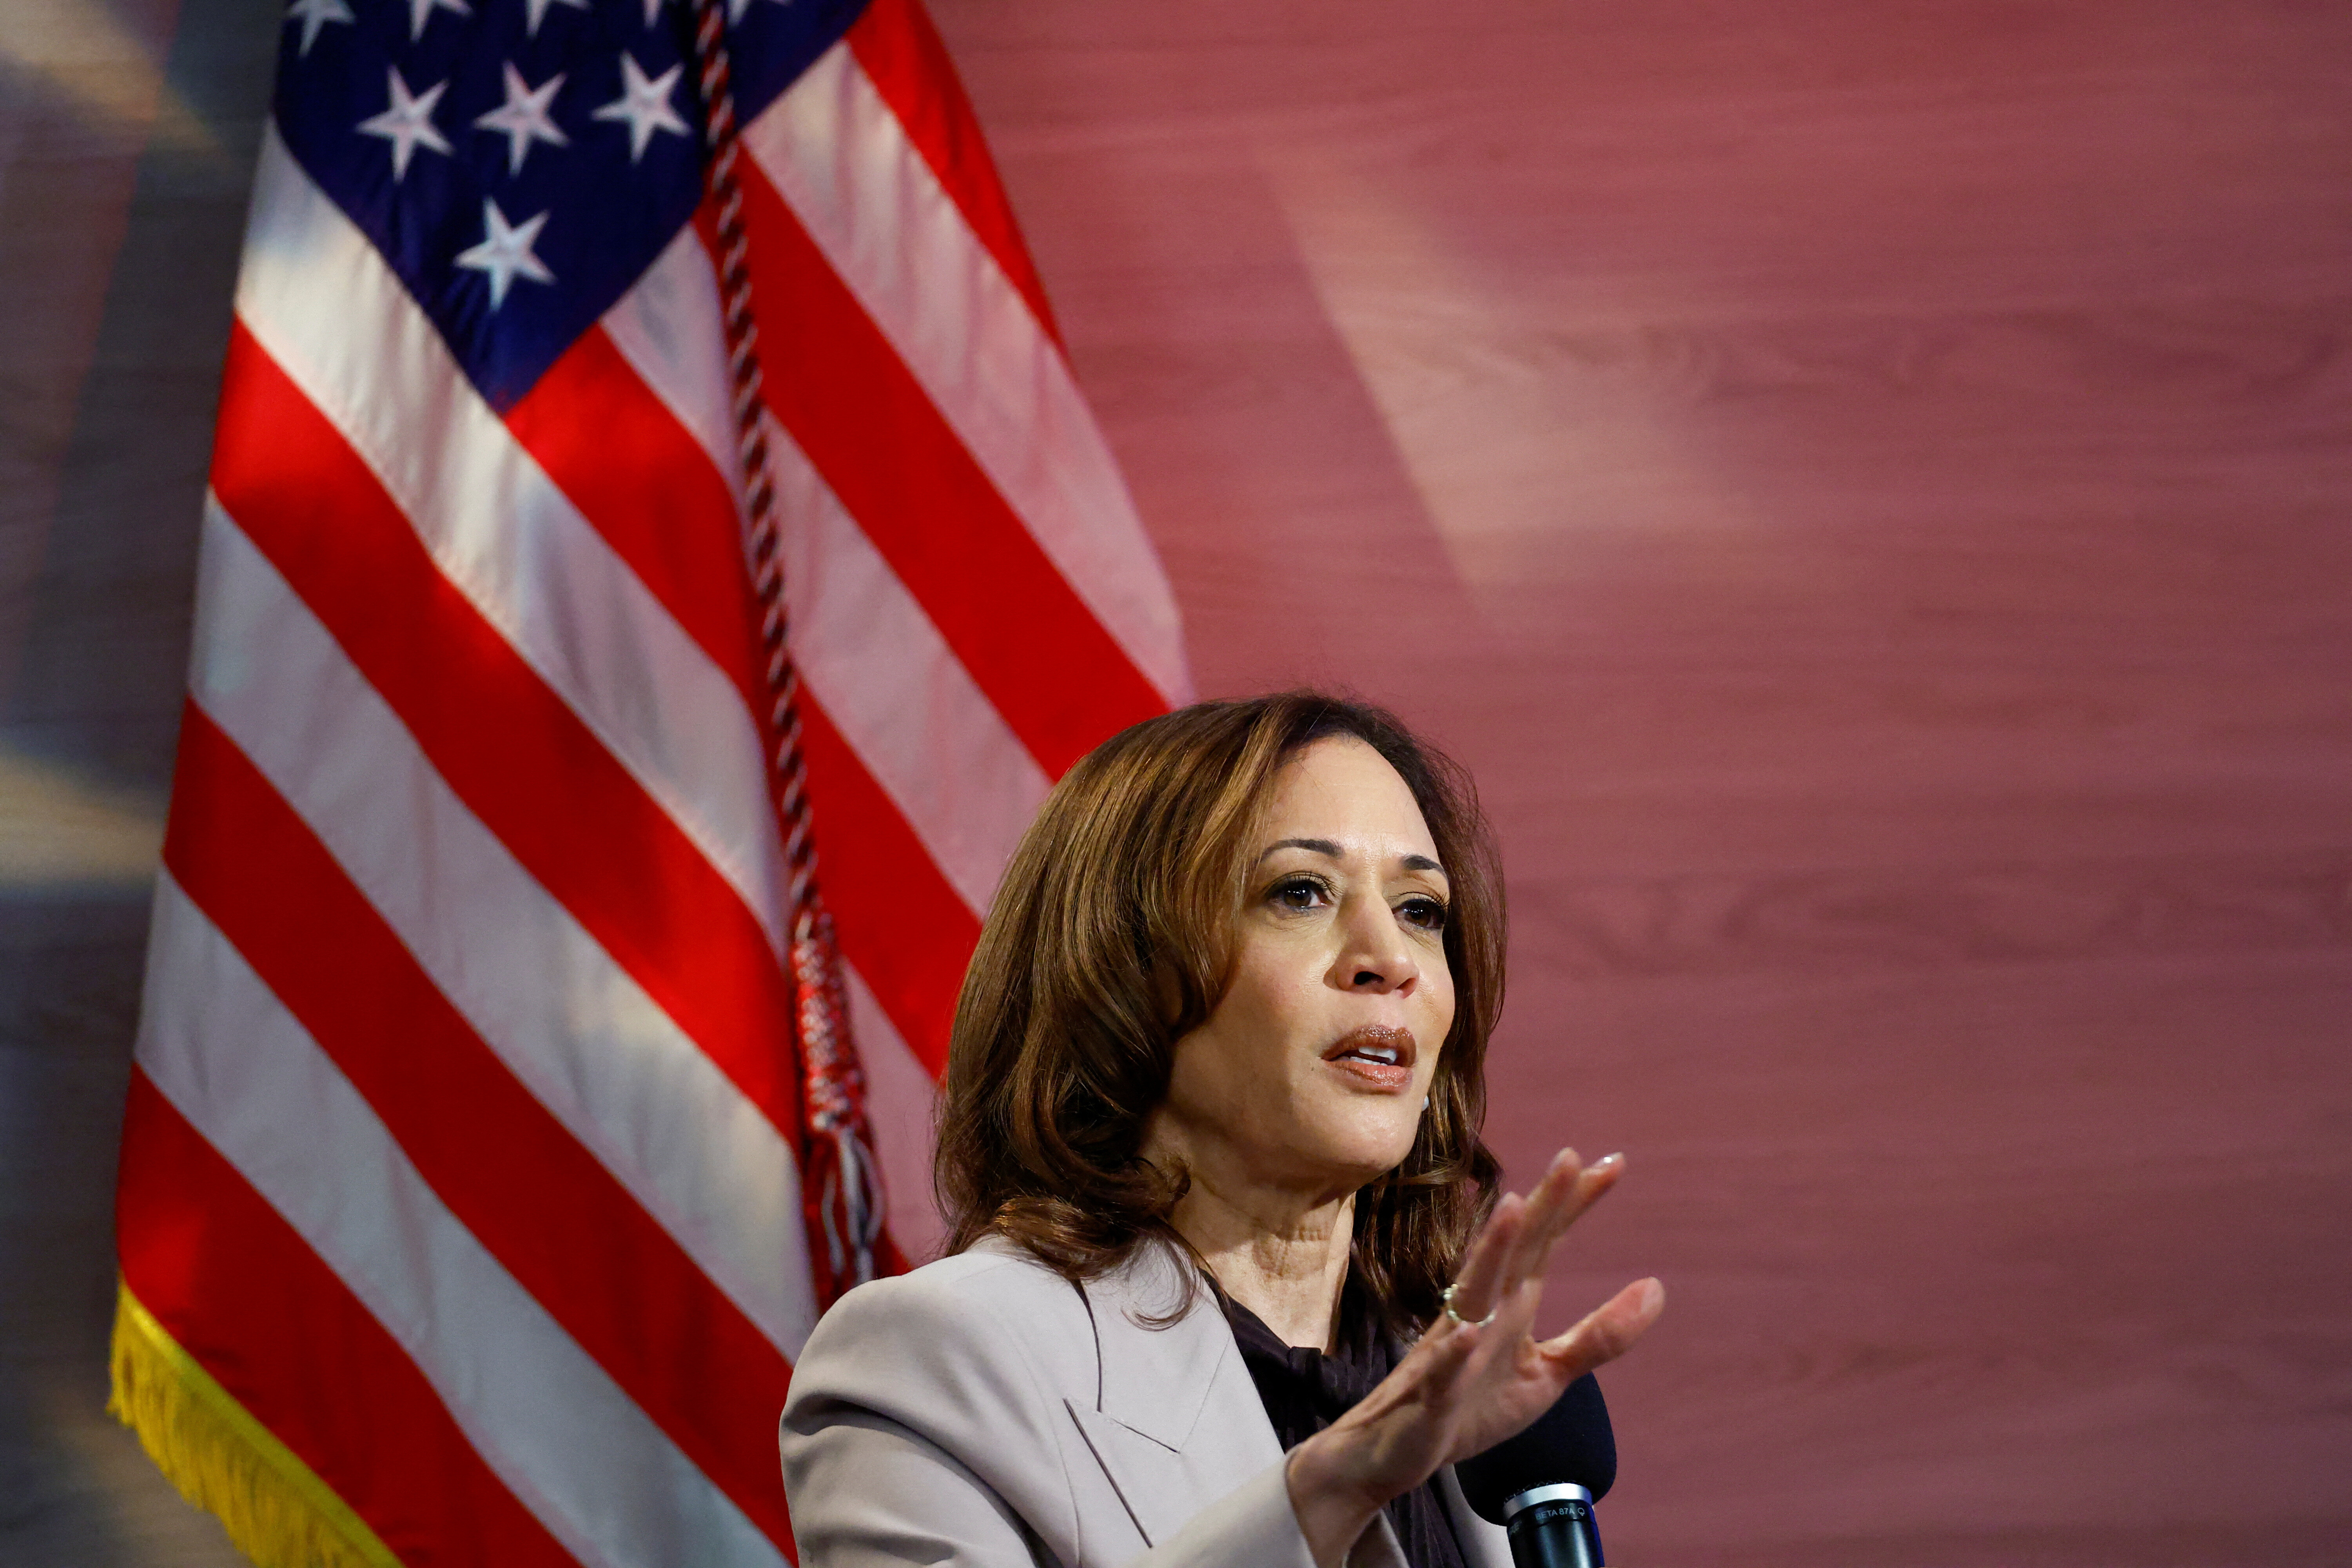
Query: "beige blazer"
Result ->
[[780, 1237, 1514, 1568]]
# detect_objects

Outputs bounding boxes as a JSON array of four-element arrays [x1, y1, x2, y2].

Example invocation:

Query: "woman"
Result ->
[[780, 694, 1664, 1568]]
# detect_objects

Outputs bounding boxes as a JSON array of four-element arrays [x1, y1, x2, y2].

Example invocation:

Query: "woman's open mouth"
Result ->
[[1322, 1025, 1416, 1091]]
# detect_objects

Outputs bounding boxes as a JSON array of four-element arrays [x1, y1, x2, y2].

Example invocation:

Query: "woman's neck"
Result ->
[[1166, 1171, 1355, 1351]]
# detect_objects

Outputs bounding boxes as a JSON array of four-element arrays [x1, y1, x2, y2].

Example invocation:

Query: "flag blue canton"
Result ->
[[275, 0, 867, 411]]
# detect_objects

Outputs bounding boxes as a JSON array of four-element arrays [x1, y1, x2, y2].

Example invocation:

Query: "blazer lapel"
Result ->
[[1063, 1243, 1281, 1545], [1090, 1244, 1230, 1452], [1058, 1246, 1417, 1568]]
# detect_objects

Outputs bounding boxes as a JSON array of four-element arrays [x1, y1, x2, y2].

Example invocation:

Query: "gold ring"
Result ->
[[1441, 1283, 1497, 1328]]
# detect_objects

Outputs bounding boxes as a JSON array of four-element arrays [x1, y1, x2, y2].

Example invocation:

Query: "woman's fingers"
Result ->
[[1494, 1149, 1625, 1300], [1517, 1152, 1625, 1286], [1441, 1191, 1526, 1327], [1498, 1149, 1583, 1287], [1537, 1277, 1666, 1379], [1450, 1148, 1635, 1345], [1370, 1289, 1487, 1414], [1499, 1151, 1575, 1274]]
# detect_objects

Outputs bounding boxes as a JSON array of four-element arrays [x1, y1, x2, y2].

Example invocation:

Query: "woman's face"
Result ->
[[1151, 735, 1457, 1203]]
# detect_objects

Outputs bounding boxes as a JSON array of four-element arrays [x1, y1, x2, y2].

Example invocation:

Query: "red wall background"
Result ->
[[931, 2, 2352, 1562]]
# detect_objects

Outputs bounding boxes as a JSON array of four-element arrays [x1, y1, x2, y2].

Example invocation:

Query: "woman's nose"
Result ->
[[1331, 899, 1417, 994]]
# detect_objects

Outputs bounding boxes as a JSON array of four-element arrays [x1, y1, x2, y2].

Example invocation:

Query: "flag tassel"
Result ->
[[107, 1282, 402, 1568]]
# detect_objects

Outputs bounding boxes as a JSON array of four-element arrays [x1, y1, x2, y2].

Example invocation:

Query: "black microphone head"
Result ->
[[1454, 1373, 1616, 1523]]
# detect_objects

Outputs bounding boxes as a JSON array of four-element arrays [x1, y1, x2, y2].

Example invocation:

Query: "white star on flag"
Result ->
[[524, 0, 591, 37], [592, 54, 690, 164], [406, 0, 470, 42], [474, 64, 571, 176], [640, 0, 664, 24], [357, 68, 453, 180], [285, 0, 352, 56], [454, 199, 555, 309]]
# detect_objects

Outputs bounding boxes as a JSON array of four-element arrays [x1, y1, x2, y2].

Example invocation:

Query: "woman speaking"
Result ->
[[780, 693, 1665, 1568]]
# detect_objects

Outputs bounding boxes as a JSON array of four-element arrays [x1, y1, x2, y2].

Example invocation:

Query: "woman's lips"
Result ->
[[1323, 1025, 1416, 1091]]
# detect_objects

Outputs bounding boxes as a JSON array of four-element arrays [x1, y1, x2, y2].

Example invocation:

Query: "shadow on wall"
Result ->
[[0, 0, 276, 1561]]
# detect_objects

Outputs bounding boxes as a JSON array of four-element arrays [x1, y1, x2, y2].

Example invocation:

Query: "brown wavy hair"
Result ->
[[935, 692, 1504, 1332]]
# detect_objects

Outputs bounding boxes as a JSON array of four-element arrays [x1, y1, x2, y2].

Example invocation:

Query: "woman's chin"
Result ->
[[1294, 1118, 1423, 1189]]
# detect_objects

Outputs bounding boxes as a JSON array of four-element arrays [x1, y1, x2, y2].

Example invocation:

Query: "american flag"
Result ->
[[107, 0, 1188, 1563]]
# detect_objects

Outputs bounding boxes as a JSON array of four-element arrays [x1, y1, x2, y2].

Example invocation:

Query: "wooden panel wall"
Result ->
[[932, 1, 2352, 1562]]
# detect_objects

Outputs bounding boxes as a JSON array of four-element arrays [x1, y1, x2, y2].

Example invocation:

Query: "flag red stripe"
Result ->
[[796, 693, 975, 1077], [162, 702, 798, 1550], [846, 0, 1061, 348], [209, 321, 805, 1143], [718, 184, 1165, 780], [507, 326, 767, 720], [116, 1067, 583, 1568]]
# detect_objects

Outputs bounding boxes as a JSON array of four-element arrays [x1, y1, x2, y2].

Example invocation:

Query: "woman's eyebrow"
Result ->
[[1258, 837, 1343, 862], [1255, 837, 1447, 876]]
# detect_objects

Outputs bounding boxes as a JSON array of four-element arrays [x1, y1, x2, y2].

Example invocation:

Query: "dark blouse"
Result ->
[[1224, 1294, 1468, 1568]]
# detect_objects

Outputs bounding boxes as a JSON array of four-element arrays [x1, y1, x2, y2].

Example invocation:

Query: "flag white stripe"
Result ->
[[187, 495, 819, 1356], [603, 227, 1050, 919], [598, 225, 747, 514], [746, 44, 1192, 707], [136, 877, 788, 1568], [234, 123, 792, 954], [768, 421, 1050, 918]]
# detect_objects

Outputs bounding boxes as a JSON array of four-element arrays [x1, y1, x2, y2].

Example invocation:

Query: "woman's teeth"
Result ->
[[1343, 1046, 1401, 1065]]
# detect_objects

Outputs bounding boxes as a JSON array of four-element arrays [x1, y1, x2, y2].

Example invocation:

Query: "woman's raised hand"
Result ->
[[1282, 1150, 1664, 1568]]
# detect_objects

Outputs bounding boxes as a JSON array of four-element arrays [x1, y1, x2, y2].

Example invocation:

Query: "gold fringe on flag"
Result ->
[[108, 1281, 405, 1568]]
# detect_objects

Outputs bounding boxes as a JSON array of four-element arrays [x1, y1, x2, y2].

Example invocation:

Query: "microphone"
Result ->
[[1454, 1374, 1617, 1568]]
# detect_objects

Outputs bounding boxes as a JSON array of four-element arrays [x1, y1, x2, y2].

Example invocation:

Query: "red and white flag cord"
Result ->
[[689, 0, 886, 1307]]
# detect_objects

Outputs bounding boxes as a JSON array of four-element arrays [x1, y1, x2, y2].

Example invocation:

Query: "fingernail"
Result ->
[[1595, 1152, 1624, 1170]]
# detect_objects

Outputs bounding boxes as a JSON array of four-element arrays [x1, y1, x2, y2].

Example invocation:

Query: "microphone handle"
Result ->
[[1501, 1485, 1604, 1568]]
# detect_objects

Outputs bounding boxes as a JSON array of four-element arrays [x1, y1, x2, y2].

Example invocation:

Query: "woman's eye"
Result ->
[[1270, 877, 1328, 911], [1398, 897, 1448, 932]]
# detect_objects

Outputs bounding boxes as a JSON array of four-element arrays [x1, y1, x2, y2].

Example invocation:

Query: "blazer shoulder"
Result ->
[[818, 1240, 1090, 1339], [786, 1240, 1099, 1421]]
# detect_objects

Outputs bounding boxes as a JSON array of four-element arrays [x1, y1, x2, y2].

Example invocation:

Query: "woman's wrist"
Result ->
[[1283, 1426, 1389, 1568]]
